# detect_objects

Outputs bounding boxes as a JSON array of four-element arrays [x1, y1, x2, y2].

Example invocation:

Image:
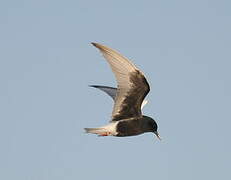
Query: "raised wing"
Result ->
[[89, 85, 117, 100], [90, 85, 148, 110], [92, 43, 150, 121]]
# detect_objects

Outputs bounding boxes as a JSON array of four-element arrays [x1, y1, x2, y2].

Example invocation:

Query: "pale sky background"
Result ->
[[1, 0, 231, 180]]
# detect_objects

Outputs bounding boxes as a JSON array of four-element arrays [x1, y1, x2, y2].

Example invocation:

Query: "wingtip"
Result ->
[[91, 42, 98, 47], [91, 42, 105, 50], [88, 85, 98, 88]]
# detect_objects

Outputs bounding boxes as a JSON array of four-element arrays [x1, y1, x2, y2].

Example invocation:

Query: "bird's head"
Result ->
[[144, 116, 161, 140]]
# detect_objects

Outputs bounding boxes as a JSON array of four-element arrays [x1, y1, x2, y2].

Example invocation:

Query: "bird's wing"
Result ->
[[92, 43, 150, 121], [89, 85, 117, 100], [90, 85, 148, 110], [141, 99, 148, 110]]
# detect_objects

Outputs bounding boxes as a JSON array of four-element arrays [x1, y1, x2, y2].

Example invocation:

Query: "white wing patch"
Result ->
[[141, 100, 148, 110]]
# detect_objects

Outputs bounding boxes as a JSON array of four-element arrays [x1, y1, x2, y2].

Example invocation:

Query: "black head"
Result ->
[[143, 116, 161, 140]]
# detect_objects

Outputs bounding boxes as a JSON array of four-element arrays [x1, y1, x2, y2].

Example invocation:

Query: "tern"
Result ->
[[85, 43, 160, 140]]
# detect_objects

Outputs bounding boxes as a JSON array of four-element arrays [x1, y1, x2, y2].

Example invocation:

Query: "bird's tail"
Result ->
[[84, 123, 118, 136], [84, 127, 108, 136]]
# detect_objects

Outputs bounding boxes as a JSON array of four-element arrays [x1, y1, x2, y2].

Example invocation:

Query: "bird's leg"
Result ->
[[98, 132, 111, 136]]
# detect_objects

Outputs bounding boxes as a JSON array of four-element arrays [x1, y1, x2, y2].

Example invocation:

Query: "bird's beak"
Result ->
[[154, 131, 161, 140]]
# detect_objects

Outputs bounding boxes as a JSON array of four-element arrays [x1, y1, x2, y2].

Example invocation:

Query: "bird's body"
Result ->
[[85, 116, 155, 137], [85, 43, 160, 140], [115, 116, 157, 137]]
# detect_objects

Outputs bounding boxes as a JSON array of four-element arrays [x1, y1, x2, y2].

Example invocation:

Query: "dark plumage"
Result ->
[[85, 43, 160, 140]]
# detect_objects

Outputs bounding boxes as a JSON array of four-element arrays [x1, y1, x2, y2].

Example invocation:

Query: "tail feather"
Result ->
[[84, 127, 105, 134], [84, 123, 118, 136]]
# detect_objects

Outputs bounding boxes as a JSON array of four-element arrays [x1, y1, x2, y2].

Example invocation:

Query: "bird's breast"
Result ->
[[116, 118, 143, 137]]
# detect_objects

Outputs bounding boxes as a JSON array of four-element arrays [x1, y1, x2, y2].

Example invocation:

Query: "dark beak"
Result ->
[[154, 131, 161, 140]]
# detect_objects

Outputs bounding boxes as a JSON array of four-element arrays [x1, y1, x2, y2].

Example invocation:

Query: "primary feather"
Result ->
[[92, 43, 150, 121]]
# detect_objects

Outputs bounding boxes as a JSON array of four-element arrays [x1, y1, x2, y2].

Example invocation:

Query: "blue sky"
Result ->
[[1, 0, 231, 180]]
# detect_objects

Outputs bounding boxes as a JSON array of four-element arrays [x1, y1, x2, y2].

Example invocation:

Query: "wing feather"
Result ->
[[90, 85, 148, 110], [89, 85, 117, 100], [92, 43, 150, 121]]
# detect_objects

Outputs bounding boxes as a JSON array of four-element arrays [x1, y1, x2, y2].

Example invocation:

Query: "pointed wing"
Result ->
[[92, 43, 150, 121], [89, 85, 117, 100], [90, 85, 148, 110]]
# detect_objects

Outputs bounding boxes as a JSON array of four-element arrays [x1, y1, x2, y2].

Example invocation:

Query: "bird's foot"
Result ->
[[98, 132, 111, 136]]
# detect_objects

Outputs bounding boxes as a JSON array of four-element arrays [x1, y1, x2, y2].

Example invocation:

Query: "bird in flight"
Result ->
[[85, 43, 161, 140]]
